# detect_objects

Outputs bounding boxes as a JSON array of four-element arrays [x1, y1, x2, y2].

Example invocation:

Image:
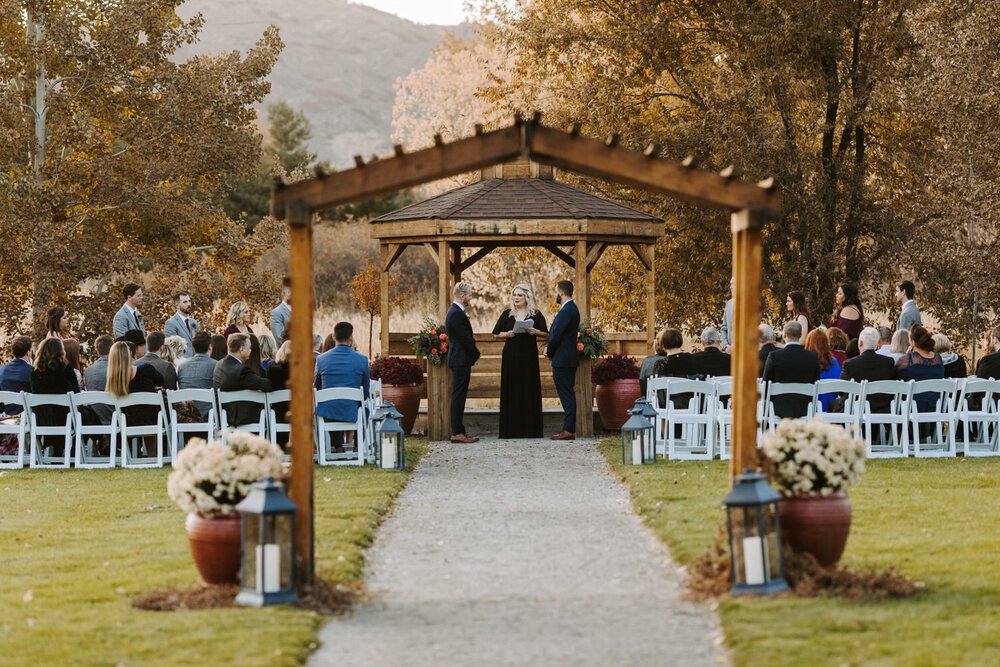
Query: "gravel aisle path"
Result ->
[[309, 439, 727, 666]]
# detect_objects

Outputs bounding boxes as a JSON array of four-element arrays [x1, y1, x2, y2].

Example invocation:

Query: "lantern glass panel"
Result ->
[[630, 429, 643, 465], [275, 513, 294, 591], [727, 506, 748, 586], [762, 502, 781, 582], [382, 433, 399, 468], [243, 515, 261, 591]]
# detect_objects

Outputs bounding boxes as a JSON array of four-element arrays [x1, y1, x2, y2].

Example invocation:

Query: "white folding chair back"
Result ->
[[664, 379, 716, 460], [216, 390, 269, 443], [71, 392, 118, 468], [315, 387, 366, 466], [909, 379, 959, 457], [265, 390, 292, 447], [812, 379, 862, 435], [713, 378, 733, 460], [166, 389, 218, 460], [646, 376, 671, 456], [955, 378, 1000, 457], [859, 380, 912, 458], [763, 383, 817, 431], [0, 391, 29, 468], [367, 379, 383, 458], [116, 393, 168, 468], [25, 393, 74, 468]]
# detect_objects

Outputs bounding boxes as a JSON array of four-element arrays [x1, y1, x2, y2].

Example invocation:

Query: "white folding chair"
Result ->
[[664, 379, 716, 460], [762, 383, 817, 432], [713, 378, 733, 460], [71, 392, 118, 468], [265, 389, 291, 448], [25, 393, 74, 468], [646, 376, 671, 456], [812, 379, 862, 435], [217, 390, 269, 443], [955, 378, 1000, 456], [366, 379, 383, 460], [0, 391, 29, 468], [315, 387, 366, 466], [909, 379, 959, 457], [166, 389, 218, 460], [117, 393, 168, 468], [859, 380, 912, 458]]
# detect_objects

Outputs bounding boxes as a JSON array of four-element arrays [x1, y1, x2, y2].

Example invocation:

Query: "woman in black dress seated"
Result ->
[[492, 283, 548, 438], [29, 338, 80, 456]]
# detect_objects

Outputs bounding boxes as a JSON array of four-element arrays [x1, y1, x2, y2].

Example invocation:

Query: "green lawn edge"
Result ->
[[0, 440, 428, 667], [597, 437, 1000, 666]]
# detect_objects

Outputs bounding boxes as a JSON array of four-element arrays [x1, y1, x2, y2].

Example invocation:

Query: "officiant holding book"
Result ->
[[492, 283, 549, 438]]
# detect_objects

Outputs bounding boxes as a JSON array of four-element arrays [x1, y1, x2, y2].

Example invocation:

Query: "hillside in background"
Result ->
[[177, 0, 470, 166]]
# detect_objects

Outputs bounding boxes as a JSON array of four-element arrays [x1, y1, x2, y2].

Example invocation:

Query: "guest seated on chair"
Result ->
[[689, 327, 730, 377], [840, 327, 897, 413], [30, 338, 80, 456], [135, 332, 177, 390], [933, 334, 967, 378], [0, 336, 33, 415], [896, 324, 944, 413], [315, 322, 370, 451], [107, 341, 165, 426], [213, 333, 272, 428], [805, 329, 841, 411], [758, 324, 779, 377], [974, 326, 1000, 379], [761, 321, 819, 418], [177, 332, 218, 418]]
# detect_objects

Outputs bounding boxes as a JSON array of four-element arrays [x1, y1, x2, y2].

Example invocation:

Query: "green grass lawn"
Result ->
[[0, 441, 426, 667], [599, 439, 1000, 666]]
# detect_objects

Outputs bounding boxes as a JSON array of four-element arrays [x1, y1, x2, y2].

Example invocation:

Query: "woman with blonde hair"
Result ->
[[223, 301, 255, 339], [259, 334, 278, 370], [161, 336, 189, 367], [933, 333, 967, 378], [492, 282, 549, 438], [106, 341, 164, 425]]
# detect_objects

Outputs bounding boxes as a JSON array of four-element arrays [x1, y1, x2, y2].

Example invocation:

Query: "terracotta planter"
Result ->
[[382, 382, 421, 435], [779, 492, 852, 568], [185, 512, 242, 585], [595, 378, 641, 431]]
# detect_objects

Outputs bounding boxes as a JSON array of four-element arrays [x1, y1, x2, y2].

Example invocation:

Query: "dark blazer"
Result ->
[[0, 358, 32, 414], [758, 343, 779, 377], [546, 300, 581, 368], [123, 364, 165, 426], [29, 365, 80, 426], [975, 352, 1000, 379], [445, 303, 480, 368], [136, 352, 176, 390], [651, 352, 693, 379], [213, 355, 271, 426], [689, 347, 731, 378], [941, 355, 967, 379], [762, 343, 820, 418], [841, 350, 897, 413]]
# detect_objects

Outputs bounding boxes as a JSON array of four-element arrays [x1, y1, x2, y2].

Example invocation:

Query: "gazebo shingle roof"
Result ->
[[372, 178, 662, 223]]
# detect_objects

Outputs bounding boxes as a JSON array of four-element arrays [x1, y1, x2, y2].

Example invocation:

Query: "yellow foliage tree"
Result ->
[[349, 258, 409, 356]]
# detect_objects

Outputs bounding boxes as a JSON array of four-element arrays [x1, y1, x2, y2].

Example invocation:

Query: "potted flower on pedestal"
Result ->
[[167, 431, 285, 584], [370, 355, 423, 434], [759, 417, 867, 567], [591, 353, 641, 431]]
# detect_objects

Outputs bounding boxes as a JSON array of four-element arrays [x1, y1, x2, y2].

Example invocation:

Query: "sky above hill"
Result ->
[[352, 0, 469, 25]]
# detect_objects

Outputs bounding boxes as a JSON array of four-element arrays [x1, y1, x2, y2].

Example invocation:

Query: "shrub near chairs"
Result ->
[[0, 391, 29, 468]]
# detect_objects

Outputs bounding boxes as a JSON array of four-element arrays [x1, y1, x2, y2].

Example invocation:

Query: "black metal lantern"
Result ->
[[377, 405, 406, 470], [723, 469, 788, 595], [621, 406, 653, 465], [235, 477, 298, 606], [634, 397, 659, 460]]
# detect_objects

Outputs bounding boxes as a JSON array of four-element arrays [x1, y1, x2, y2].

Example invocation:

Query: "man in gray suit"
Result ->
[[163, 291, 199, 358], [135, 331, 178, 390], [113, 283, 145, 339], [270, 280, 291, 343], [178, 332, 217, 417], [895, 280, 922, 332], [720, 276, 735, 352], [83, 335, 115, 423]]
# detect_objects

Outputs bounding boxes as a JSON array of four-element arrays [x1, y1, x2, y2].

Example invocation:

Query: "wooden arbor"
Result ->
[[270, 115, 780, 590], [369, 158, 665, 441]]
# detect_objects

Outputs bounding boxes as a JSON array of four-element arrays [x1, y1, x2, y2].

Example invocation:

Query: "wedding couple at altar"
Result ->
[[445, 280, 580, 444]]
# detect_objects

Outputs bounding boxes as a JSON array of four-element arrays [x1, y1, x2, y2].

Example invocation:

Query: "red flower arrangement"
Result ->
[[590, 353, 640, 385], [370, 355, 424, 385]]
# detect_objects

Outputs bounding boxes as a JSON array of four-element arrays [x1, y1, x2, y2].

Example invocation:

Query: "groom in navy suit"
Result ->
[[445, 282, 480, 443], [545, 280, 580, 440]]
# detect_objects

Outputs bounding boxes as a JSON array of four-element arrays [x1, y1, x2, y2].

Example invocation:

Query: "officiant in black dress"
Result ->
[[492, 283, 549, 438]]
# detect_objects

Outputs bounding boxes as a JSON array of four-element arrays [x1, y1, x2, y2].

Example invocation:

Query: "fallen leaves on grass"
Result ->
[[131, 576, 360, 614]]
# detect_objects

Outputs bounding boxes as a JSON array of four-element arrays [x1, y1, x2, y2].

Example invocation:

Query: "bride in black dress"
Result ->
[[492, 283, 549, 438]]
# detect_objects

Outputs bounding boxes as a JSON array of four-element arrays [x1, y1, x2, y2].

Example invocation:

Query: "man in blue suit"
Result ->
[[544, 280, 581, 440], [445, 282, 480, 443], [0, 336, 32, 415], [315, 322, 370, 448]]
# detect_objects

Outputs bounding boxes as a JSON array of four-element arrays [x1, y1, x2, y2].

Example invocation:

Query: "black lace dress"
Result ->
[[492, 309, 548, 438]]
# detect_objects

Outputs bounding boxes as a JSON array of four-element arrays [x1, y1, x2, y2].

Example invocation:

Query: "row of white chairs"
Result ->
[[0, 380, 384, 470], [645, 376, 1000, 461]]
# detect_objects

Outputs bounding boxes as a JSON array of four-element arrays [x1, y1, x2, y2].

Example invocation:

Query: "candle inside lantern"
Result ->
[[742, 536, 766, 585], [381, 435, 397, 469], [256, 544, 281, 593], [631, 432, 643, 465]]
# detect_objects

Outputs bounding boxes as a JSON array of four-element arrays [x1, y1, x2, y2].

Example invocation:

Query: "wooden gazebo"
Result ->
[[369, 157, 664, 440]]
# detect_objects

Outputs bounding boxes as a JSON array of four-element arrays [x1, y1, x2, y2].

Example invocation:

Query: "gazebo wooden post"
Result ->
[[646, 244, 656, 352], [729, 208, 764, 485], [573, 240, 594, 437], [426, 239, 452, 441], [380, 243, 390, 355], [286, 202, 315, 591]]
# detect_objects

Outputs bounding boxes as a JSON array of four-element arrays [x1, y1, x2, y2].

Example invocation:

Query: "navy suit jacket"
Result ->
[[0, 358, 31, 414], [762, 343, 820, 418], [445, 303, 480, 368], [315, 345, 370, 422], [547, 300, 581, 368]]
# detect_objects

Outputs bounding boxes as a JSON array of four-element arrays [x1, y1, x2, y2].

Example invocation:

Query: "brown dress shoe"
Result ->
[[549, 430, 576, 441], [450, 434, 480, 443]]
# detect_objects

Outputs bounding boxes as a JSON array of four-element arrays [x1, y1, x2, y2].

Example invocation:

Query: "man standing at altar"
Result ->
[[163, 292, 199, 358], [446, 282, 480, 443], [545, 280, 580, 441]]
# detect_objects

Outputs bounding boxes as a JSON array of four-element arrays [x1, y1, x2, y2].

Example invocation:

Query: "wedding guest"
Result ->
[[135, 332, 177, 390], [846, 338, 860, 359], [841, 327, 896, 413], [720, 276, 735, 352], [209, 334, 228, 361], [652, 328, 693, 409], [321, 333, 336, 354], [689, 327, 730, 377], [315, 322, 370, 449], [30, 338, 79, 455], [890, 330, 909, 361], [786, 291, 811, 335], [64, 338, 85, 390], [119, 329, 146, 358], [161, 336, 189, 368], [447, 282, 482, 443], [223, 302, 255, 339], [762, 321, 819, 418], [826, 326, 849, 366], [259, 334, 277, 370], [933, 334, 967, 378], [974, 326, 1000, 379], [44, 307, 75, 340], [876, 327, 893, 356], [758, 324, 779, 377], [639, 328, 669, 397], [266, 340, 291, 391], [313, 333, 323, 358], [269, 279, 291, 343], [177, 332, 217, 418], [896, 325, 944, 413], [805, 329, 841, 411], [829, 282, 864, 340], [213, 333, 272, 427], [106, 341, 164, 426], [247, 334, 266, 377], [84, 336, 114, 393], [113, 283, 145, 339], [895, 280, 922, 332], [163, 291, 199, 358], [492, 283, 548, 439], [0, 336, 33, 414]]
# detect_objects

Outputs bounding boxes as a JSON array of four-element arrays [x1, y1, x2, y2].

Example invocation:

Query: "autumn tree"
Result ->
[[0, 0, 284, 341], [349, 258, 408, 356]]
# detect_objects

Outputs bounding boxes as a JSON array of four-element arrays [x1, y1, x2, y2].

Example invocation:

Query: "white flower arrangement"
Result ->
[[759, 418, 866, 497], [167, 431, 286, 518]]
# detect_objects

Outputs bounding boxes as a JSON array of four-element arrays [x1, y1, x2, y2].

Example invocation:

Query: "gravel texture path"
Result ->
[[309, 439, 727, 666]]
